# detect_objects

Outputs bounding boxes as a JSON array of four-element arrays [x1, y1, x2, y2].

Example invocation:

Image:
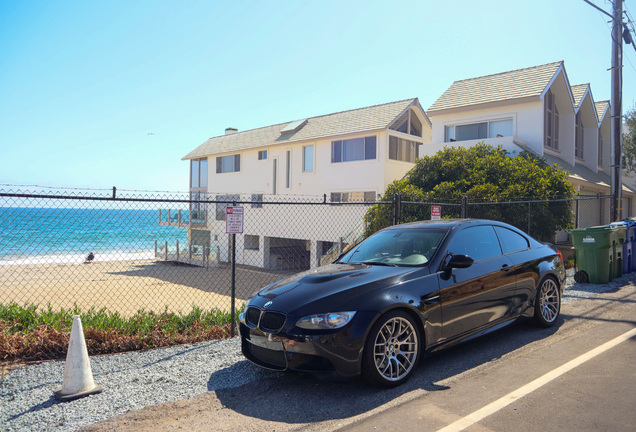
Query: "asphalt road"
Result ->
[[342, 290, 636, 432], [82, 282, 636, 432]]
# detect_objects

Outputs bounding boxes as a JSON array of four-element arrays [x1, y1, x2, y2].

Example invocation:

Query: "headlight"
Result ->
[[296, 311, 356, 330]]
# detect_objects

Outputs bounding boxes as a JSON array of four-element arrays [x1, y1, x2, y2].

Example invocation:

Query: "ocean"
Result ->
[[0, 207, 188, 265]]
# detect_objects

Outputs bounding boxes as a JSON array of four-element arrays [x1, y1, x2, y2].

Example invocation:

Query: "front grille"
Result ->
[[249, 344, 286, 367], [246, 307, 261, 327], [260, 311, 286, 332]]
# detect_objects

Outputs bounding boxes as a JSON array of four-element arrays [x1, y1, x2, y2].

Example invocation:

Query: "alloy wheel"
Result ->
[[373, 317, 418, 382], [539, 278, 560, 323]]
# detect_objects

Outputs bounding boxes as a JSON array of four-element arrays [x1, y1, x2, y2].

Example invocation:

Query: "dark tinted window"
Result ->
[[448, 226, 502, 261], [340, 228, 447, 266], [495, 226, 529, 254]]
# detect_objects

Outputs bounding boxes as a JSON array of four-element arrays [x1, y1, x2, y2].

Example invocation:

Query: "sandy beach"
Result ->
[[0, 259, 289, 317]]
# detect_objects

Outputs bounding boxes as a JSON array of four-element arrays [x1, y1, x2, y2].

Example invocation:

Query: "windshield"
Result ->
[[340, 228, 447, 267]]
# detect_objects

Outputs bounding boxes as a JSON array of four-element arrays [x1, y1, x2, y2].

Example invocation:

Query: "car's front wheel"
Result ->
[[534, 276, 561, 327], [362, 310, 420, 387]]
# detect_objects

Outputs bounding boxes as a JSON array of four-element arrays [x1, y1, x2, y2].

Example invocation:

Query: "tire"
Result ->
[[534, 276, 561, 327], [574, 271, 589, 284], [361, 310, 421, 387]]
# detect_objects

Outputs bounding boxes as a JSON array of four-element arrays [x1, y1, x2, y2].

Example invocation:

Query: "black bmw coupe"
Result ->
[[239, 219, 566, 387]]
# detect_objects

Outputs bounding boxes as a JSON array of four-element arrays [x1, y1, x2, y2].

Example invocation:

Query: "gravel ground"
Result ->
[[2, 270, 635, 432]]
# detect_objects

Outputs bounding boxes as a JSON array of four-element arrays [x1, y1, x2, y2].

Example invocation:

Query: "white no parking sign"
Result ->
[[226, 206, 244, 234]]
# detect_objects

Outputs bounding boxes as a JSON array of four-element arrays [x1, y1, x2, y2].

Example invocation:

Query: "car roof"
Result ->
[[384, 219, 512, 230]]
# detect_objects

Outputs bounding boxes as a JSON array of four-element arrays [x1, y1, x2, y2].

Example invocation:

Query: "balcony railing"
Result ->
[[154, 240, 219, 267], [158, 209, 206, 228]]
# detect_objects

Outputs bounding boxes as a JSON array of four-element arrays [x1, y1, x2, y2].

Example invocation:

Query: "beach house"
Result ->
[[162, 98, 431, 270], [425, 61, 636, 222]]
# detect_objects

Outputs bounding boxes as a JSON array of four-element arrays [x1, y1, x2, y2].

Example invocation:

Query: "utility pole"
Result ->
[[611, 0, 623, 221], [583, 0, 624, 221]]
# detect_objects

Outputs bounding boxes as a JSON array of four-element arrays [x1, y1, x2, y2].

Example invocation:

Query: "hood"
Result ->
[[248, 263, 422, 316]]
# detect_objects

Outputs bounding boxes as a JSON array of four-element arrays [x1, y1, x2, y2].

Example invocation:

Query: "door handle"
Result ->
[[501, 264, 510, 272]]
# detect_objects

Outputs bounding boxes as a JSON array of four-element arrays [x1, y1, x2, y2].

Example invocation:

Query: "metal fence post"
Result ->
[[527, 202, 531, 236], [461, 196, 468, 218], [230, 233, 236, 338], [112, 186, 116, 199], [392, 194, 402, 225], [176, 239, 179, 262], [393, 193, 398, 226], [164, 241, 168, 261], [575, 198, 579, 228]]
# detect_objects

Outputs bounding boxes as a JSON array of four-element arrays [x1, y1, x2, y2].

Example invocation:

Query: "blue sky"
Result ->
[[1, 0, 635, 193]]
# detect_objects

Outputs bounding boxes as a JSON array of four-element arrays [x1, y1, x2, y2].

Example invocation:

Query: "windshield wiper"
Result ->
[[357, 261, 398, 267]]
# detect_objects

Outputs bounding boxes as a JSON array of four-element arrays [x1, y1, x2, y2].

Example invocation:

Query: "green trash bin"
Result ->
[[610, 226, 626, 280], [567, 225, 617, 284]]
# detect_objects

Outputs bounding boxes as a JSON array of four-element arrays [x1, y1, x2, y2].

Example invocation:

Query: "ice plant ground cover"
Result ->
[[0, 303, 242, 362]]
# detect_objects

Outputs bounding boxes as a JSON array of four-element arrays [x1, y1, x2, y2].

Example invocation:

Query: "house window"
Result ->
[[489, 119, 513, 138], [331, 136, 377, 163], [575, 112, 584, 159], [216, 194, 239, 220], [190, 192, 207, 223], [331, 191, 376, 203], [258, 150, 268, 160], [598, 130, 604, 165], [389, 136, 419, 163], [190, 158, 208, 188], [303, 145, 314, 172], [545, 90, 559, 150], [285, 150, 291, 188], [251, 193, 263, 208], [389, 108, 423, 138], [444, 119, 512, 142], [272, 158, 278, 195], [216, 155, 240, 173], [244, 235, 259, 251]]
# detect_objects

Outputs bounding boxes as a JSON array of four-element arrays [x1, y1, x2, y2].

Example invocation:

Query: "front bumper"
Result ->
[[239, 311, 376, 378]]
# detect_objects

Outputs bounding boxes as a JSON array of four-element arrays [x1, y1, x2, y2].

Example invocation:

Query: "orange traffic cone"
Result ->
[[54, 315, 103, 401]]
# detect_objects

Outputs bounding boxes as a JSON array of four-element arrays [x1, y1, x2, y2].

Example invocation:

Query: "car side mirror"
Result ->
[[447, 254, 474, 269], [440, 254, 474, 280]]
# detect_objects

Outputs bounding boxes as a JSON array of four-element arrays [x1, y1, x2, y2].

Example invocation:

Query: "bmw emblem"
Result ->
[[264, 301, 273, 308]]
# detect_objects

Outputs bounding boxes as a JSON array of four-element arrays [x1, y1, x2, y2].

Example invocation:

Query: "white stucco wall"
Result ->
[[581, 124, 598, 172], [429, 100, 545, 155], [205, 130, 389, 198], [419, 136, 527, 158], [203, 128, 428, 200]]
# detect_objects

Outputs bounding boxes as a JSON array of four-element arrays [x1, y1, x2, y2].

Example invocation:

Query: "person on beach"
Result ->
[[84, 252, 95, 264]]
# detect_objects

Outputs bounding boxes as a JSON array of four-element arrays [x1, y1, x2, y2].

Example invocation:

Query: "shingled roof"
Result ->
[[570, 84, 590, 108], [183, 98, 424, 160], [542, 152, 635, 193], [427, 61, 563, 113], [595, 100, 610, 122]]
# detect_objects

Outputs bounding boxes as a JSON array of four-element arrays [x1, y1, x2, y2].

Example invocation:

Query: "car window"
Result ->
[[494, 226, 529, 254], [447, 226, 502, 261], [340, 228, 447, 266]]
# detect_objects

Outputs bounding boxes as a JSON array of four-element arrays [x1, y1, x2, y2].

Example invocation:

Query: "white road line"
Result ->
[[436, 327, 636, 432]]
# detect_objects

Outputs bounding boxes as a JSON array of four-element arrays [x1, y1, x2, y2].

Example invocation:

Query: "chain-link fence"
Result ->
[[0, 187, 615, 361], [398, 194, 613, 242], [0, 187, 379, 320]]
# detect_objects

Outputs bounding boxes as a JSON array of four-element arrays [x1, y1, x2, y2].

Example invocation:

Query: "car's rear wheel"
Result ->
[[534, 276, 560, 327], [362, 310, 420, 387]]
